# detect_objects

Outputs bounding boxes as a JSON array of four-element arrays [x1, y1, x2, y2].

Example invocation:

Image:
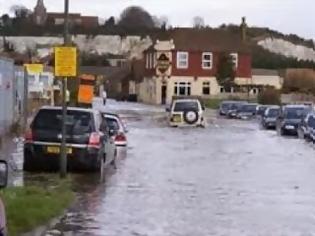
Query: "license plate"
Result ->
[[173, 115, 182, 123], [285, 125, 295, 130], [47, 146, 72, 154]]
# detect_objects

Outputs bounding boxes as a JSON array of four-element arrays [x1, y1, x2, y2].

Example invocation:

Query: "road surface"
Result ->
[[42, 101, 315, 236]]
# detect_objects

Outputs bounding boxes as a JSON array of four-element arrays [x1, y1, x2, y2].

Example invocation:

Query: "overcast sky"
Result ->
[[0, 0, 314, 40]]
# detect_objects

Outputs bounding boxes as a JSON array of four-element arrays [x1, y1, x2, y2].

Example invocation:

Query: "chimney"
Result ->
[[241, 17, 247, 42]]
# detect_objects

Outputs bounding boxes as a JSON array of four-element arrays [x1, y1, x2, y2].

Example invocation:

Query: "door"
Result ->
[[161, 85, 167, 105]]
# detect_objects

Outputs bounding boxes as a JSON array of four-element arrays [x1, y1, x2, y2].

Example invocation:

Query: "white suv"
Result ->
[[167, 99, 206, 127]]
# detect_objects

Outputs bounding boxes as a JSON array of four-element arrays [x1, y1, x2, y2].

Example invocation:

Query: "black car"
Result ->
[[256, 105, 269, 117], [236, 103, 258, 119], [261, 106, 280, 129], [277, 105, 311, 136], [24, 106, 116, 172], [219, 101, 236, 116], [297, 112, 315, 140], [226, 102, 247, 119]]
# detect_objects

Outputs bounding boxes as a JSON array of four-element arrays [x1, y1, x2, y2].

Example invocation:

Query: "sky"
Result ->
[[0, 0, 314, 40]]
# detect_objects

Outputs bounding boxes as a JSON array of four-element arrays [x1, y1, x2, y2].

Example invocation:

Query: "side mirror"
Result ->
[[202, 106, 206, 111], [0, 160, 8, 188], [165, 107, 170, 112]]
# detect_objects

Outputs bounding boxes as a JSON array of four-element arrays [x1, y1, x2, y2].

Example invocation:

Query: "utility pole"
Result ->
[[23, 66, 28, 133], [60, 0, 70, 178]]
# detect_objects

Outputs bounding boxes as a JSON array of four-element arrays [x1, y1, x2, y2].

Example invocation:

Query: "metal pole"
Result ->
[[23, 66, 28, 133], [60, 0, 70, 178]]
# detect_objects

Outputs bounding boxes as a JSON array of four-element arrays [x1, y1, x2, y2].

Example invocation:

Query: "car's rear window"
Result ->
[[174, 101, 199, 112], [32, 109, 93, 134], [267, 108, 280, 117], [284, 107, 306, 119], [105, 117, 120, 131]]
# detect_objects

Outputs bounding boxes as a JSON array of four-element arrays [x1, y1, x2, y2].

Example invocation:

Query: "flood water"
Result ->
[[9, 100, 315, 236]]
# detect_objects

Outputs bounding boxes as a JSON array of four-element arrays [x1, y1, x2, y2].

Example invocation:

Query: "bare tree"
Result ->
[[193, 16, 205, 28], [118, 6, 155, 32], [153, 16, 169, 29], [10, 5, 32, 19]]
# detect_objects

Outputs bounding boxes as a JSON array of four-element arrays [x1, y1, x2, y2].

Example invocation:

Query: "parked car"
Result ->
[[219, 101, 236, 116], [167, 98, 206, 127], [261, 106, 280, 129], [277, 105, 311, 136], [0, 160, 8, 236], [102, 112, 128, 147], [24, 106, 116, 172], [236, 103, 258, 119], [226, 101, 247, 119], [309, 114, 315, 142], [298, 112, 315, 141], [256, 105, 270, 117]]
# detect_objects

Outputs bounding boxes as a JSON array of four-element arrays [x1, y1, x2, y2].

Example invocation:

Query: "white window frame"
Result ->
[[230, 53, 238, 68], [177, 52, 189, 69], [174, 82, 191, 96], [202, 52, 213, 69]]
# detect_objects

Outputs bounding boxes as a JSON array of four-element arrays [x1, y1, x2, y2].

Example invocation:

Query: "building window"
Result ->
[[202, 82, 210, 95], [177, 52, 189, 69], [202, 52, 213, 69], [230, 53, 238, 68], [174, 82, 191, 96]]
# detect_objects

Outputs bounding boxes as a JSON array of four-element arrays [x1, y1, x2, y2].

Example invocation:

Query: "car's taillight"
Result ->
[[25, 130, 33, 142], [88, 132, 101, 148], [115, 133, 126, 142]]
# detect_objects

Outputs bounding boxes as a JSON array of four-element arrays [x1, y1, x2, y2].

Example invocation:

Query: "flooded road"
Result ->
[[46, 101, 315, 236]]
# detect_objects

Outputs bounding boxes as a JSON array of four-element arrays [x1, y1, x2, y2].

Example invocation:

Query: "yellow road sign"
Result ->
[[24, 64, 43, 74], [54, 47, 77, 77]]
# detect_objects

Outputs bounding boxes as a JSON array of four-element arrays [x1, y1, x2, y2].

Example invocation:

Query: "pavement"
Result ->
[[38, 100, 315, 236]]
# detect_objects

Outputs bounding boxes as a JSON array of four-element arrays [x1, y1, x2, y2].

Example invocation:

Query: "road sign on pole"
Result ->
[[59, 0, 71, 179], [54, 47, 77, 77]]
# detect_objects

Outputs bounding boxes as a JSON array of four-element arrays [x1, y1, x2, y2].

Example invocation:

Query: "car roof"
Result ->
[[267, 105, 280, 109], [283, 105, 307, 108], [40, 106, 95, 113], [101, 112, 119, 117], [173, 99, 200, 103], [103, 113, 120, 120]]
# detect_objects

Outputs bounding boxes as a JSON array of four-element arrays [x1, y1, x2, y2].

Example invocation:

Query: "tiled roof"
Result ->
[[151, 28, 250, 53]]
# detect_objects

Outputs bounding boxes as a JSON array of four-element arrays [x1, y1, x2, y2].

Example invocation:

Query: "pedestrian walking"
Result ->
[[102, 90, 107, 105]]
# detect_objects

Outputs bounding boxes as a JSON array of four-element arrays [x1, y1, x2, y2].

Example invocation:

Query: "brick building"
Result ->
[[139, 28, 252, 105]]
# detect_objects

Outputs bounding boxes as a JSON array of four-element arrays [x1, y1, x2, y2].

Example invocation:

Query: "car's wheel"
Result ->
[[183, 110, 199, 124]]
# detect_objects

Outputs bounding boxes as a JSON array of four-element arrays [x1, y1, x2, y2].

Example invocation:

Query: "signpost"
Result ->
[[56, 0, 75, 178], [54, 46, 76, 178], [54, 47, 77, 77]]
